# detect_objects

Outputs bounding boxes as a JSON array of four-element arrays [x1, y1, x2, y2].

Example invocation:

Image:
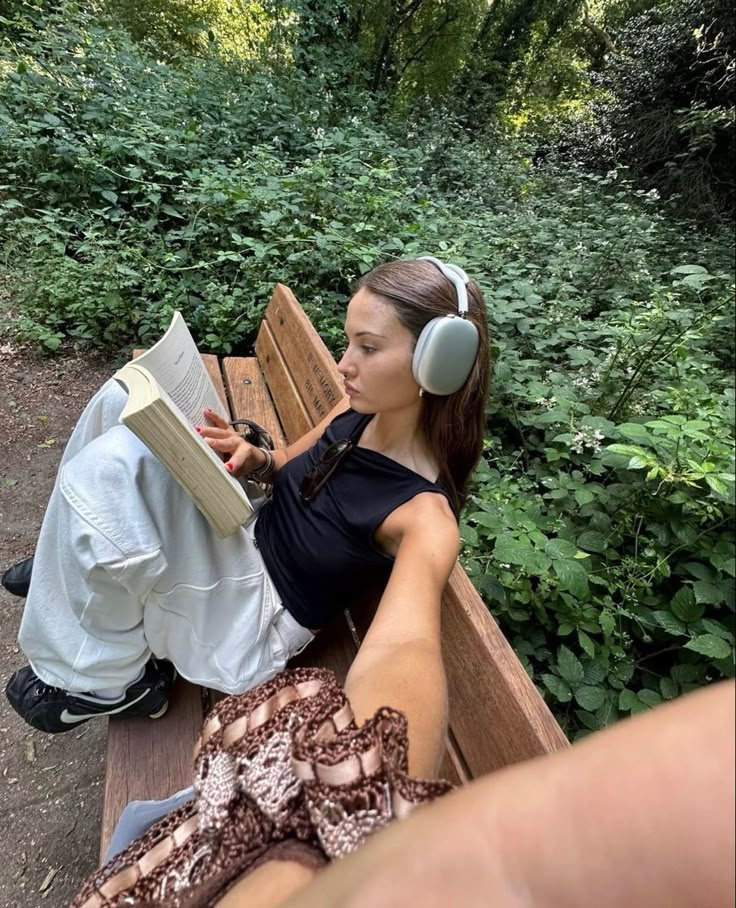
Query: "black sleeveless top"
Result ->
[[254, 409, 450, 629]]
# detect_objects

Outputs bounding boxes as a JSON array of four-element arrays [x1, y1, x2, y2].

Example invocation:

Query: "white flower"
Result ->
[[570, 427, 605, 455], [536, 396, 557, 410]]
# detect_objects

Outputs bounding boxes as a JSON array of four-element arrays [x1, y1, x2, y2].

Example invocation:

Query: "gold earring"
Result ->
[[419, 387, 424, 398]]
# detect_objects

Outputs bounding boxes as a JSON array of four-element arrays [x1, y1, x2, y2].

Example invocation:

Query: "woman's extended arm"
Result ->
[[343, 493, 460, 778], [283, 680, 735, 908]]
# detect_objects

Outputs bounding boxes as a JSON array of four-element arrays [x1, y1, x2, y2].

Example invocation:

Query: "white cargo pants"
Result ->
[[17, 380, 314, 695]]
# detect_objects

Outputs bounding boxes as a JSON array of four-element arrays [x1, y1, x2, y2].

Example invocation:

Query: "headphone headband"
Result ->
[[417, 255, 470, 316]]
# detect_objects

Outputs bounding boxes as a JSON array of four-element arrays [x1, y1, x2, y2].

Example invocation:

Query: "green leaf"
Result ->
[[459, 524, 478, 546], [617, 423, 651, 442], [681, 273, 714, 288], [493, 536, 537, 571], [575, 685, 606, 711], [574, 488, 595, 506], [101, 190, 118, 204], [683, 562, 716, 582], [599, 610, 616, 637], [638, 689, 662, 707], [541, 674, 572, 703], [577, 629, 596, 658], [671, 664, 701, 684], [480, 573, 507, 605], [653, 610, 687, 636], [700, 619, 735, 643], [671, 264, 708, 275], [553, 559, 589, 599], [619, 689, 639, 711], [545, 538, 578, 560], [612, 658, 635, 683], [670, 587, 704, 623], [693, 580, 725, 605], [577, 530, 608, 554], [606, 443, 649, 458], [575, 709, 601, 731], [660, 678, 679, 700], [684, 635, 732, 659], [557, 645, 585, 688]]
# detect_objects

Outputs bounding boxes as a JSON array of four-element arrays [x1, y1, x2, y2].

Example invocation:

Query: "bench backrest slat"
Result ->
[[443, 566, 569, 774], [254, 322, 313, 441], [261, 284, 345, 423]]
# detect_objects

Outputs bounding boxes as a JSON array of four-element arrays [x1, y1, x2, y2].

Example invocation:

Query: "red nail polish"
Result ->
[[195, 427, 201, 433], [225, 463, 233, 471]]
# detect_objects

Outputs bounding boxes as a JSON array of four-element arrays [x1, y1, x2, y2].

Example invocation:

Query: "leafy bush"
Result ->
[[548, 0, 735, 218], [0, 4, 733, 737]]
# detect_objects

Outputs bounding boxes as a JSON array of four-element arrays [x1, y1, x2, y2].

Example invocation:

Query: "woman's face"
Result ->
[[337, 288, 421, 414]]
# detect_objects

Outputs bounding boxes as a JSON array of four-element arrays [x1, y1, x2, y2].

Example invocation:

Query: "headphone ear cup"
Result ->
[[412, 316, 480, 396]]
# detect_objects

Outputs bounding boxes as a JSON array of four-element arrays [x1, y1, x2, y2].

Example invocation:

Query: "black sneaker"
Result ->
[[5, 658, 177, 734], [1, 555, 34, 597]]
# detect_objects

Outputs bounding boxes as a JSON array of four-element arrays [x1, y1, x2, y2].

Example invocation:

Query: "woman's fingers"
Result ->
[[197, 426, 236, 440], [203, 408, 229, 429], [201, 434, 254, 476], [203, 435, 241, 454], [224, 442, 252, 476]]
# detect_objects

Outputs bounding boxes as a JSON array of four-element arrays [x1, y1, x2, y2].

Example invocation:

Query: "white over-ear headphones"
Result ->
[[412, 255, 480, 396]]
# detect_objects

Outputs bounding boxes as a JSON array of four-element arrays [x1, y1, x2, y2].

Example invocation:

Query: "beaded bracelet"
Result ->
[[249, 446, 273, 481]]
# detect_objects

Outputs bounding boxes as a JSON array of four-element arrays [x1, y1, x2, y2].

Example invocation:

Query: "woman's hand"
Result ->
[[198, 408, 269, 478]]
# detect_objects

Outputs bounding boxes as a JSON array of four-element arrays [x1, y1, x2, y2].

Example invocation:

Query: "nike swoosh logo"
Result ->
[[59, 687, 152, 724]]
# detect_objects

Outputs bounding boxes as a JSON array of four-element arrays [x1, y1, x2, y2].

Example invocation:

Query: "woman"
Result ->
[[4, 256, 490, 738]]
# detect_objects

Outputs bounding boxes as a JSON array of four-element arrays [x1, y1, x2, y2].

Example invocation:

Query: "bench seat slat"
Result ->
[[201, 354, 229, 409], [222, 356, 286, 448], [101, 681, 204, 862]]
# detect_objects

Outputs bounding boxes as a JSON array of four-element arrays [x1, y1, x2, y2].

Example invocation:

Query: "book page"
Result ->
[[131, 312, 229, 425], [114, 365, 252, 536]]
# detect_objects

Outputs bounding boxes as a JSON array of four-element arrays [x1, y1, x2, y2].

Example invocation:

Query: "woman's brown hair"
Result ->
[[355, 259, 490, 515]]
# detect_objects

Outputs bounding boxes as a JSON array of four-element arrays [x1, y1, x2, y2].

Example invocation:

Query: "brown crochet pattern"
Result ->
[[71, 667, 453, 908]]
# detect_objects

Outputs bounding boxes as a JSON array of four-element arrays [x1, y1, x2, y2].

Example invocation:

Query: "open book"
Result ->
[[114, 312, 253, 538]]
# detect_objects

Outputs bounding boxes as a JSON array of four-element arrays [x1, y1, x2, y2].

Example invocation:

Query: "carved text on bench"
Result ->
[[306, 353, 338, 418]]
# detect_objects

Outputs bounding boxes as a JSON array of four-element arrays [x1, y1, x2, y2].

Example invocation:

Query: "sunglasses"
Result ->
[[299, 437, 354, 502]]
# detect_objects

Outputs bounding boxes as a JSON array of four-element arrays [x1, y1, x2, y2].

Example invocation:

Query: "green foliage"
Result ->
[[457, 164, 734, 737], [548, 0, 735, 217], [0, 2, 380, 349], [0, 2, 733, 738]]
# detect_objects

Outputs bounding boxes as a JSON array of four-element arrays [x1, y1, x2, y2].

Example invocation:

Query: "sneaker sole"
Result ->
[[148, 701, 169, 720]]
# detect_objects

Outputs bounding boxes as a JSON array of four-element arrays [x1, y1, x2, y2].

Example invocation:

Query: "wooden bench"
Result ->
[[100, 284, 568, 860]]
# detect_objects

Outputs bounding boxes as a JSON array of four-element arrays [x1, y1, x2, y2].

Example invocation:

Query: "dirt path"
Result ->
[[0, 340, 113, 907]]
